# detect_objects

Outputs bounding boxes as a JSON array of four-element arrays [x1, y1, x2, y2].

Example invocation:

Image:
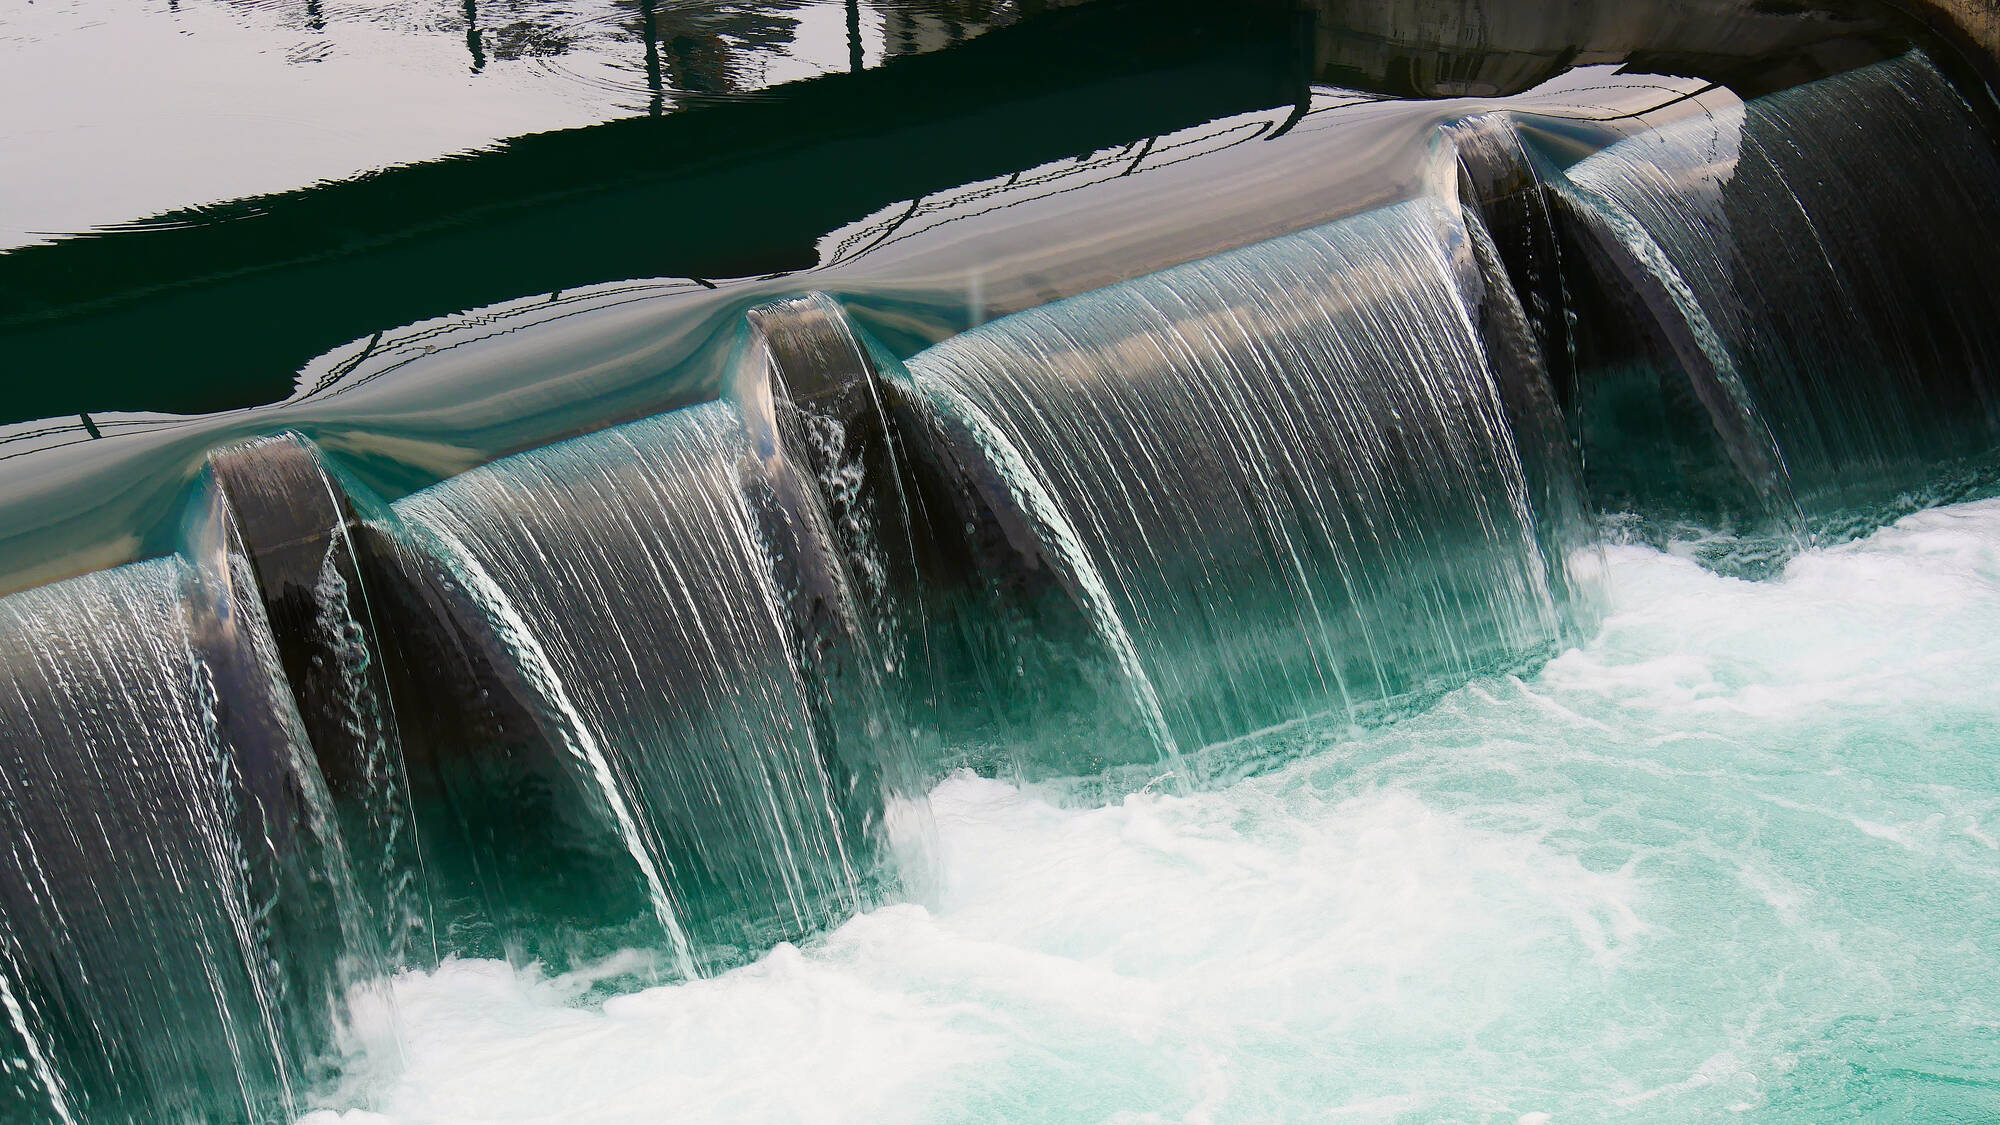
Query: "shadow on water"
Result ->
[[0, 0, 1308, 423], [0, 0, 1960, 428]]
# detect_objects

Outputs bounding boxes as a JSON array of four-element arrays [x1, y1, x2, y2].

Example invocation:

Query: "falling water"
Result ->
[[1, 28, 1997, 1125], [0, 547, 381, 1123], [310, 545, 429, 961], [1556, 50, 2000, 563], [209, 433, 434, 968], [897, 196, 1597, 782], [394, 400, 919, 970]]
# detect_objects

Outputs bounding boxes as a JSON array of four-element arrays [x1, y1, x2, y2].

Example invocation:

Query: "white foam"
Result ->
[[302, 499, 2000, 1122]]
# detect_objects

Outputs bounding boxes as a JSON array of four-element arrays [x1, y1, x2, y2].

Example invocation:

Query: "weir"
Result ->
[[0, 551, 381, 1123], [392, 397, 917, 970], [890, 194, 1592, 780], [0, 26, 1998, 1124], [1554, 51, 2000, 567]]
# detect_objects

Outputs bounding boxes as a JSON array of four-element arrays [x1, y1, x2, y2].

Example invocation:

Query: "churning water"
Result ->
[[3, 30, 1999, 1123], [299, 497, 2000, 1123]]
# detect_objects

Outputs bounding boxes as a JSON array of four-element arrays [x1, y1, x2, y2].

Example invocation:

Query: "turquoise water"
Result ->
[[298, 497, 2000, 1123], [4, 6, 1996, 1119]]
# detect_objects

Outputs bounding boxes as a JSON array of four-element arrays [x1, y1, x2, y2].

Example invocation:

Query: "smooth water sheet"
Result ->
[[302, 497, 2000, 1123]]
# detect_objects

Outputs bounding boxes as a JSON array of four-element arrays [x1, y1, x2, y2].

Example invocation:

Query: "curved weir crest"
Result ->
[[899, 195, 1581, 779], [0, 42, 1999, 1122], [1554, 50, 2000, 567], [386, 516, 702, 980]]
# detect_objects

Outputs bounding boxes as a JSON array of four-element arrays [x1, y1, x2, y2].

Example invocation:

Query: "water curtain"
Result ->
[[1, 48, 1998, 1121]]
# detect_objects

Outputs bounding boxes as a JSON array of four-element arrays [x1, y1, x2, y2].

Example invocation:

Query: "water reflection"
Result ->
[[0, 0, 1042, 250], [0, 0, 1308, 425], [0, 0, 1980, 597]]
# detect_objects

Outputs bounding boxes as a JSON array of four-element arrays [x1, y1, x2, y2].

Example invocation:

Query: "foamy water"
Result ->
[[301, 499, 2000, 1123]]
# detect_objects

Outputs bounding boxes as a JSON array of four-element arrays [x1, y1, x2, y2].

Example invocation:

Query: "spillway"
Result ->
[[0, 545, 382, 1123], [1, 20, 1998, 1123], [1556, 51, 2000, 569], [392, 398, 919, 970], [891, 195, 1595, 781]]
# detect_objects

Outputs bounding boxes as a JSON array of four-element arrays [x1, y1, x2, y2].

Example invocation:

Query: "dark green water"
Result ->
[[301, 495, 2000, 1124], [0, 0, 1962, 597], [2, 2, 1998, 1122]]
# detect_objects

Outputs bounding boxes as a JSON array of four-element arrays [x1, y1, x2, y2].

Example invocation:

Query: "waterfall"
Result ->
[[893, 195, 1596, 782], [1, 34, 1998, 1122], [0, 548, 383, 1123], [393, 397, 921, 969], [208, 434, 433, 968], [1554, 51, 2000, 566]]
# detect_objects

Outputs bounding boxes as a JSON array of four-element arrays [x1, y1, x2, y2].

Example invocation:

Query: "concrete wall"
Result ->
[[1904, 0, 2000, 64]]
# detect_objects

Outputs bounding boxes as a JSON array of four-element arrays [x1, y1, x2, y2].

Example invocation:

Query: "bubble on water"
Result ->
[[301, 499, 2000, 1123]]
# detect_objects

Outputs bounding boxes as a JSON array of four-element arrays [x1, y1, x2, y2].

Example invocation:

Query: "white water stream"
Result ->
[[303, 498, 2000, 1123]]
